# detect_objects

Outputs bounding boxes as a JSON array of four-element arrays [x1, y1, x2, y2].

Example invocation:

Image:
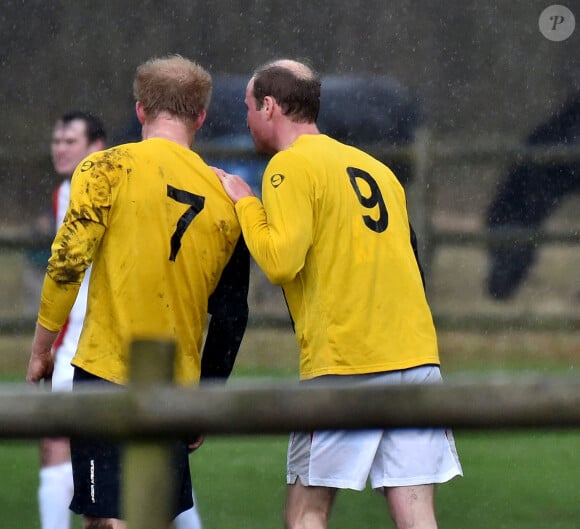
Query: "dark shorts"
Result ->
[[69, 367, 194, 520]]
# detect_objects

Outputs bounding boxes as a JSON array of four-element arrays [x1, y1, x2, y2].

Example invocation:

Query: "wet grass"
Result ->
[[2, 405, 579, 528], [1, 325, 579, 528]]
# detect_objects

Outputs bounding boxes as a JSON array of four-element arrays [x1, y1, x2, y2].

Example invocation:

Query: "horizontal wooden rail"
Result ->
[[2, 139, 578, 332], [432, 228, 580, 246], [3, 311, 580, 335], [1, 374, 580, 439], [8, 226, 577, 253], [0, 234, 52, 250], [428, 143, 580, 165]]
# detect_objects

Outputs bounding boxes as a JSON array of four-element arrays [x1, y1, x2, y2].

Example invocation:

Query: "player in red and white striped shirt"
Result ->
[[39, 111, 106, 529]]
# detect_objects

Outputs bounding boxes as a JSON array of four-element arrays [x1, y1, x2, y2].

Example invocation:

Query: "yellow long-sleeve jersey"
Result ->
[[235, 134, 439, 380], [39, 138, 246, 385]]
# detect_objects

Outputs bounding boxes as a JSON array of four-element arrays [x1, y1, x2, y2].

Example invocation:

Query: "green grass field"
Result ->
[[1, 327, 579, 528], [2, 430, 579, 528]]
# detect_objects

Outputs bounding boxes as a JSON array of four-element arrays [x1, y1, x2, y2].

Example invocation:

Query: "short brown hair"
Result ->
[[252, 59, 321, 123], [133, 54, 212, 124]]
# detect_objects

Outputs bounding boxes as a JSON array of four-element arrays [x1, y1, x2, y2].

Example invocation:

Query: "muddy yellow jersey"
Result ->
[[235, 134, 438, 380], [39, 138, 245, 385]]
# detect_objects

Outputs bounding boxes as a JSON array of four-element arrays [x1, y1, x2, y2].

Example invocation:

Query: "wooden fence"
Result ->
[[1, 136, 579, 332], [2, 339, 580, 528]]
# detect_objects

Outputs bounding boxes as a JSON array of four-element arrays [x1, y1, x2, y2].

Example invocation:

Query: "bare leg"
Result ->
[[84, 517, 126, 529], [84, 516, 176, 529], [284, 479, 337, 529], [40, 437, 71, 466], [385, 484, 438, 529]]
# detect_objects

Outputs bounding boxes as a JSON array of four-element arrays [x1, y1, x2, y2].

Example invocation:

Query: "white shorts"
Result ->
[[51, 342, 76, 392], [286, 366, 463, 491]]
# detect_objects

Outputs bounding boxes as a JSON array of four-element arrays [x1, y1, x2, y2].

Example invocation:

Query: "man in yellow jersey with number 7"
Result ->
[[27, 54, 249, 529]]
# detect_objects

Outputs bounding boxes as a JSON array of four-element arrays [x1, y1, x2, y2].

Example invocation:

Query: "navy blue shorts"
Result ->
[[69, 367, 194, 520]]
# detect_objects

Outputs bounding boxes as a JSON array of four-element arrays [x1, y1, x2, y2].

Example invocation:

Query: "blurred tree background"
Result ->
[[0, 0, 578, 321], [1, 1, 576, 147]]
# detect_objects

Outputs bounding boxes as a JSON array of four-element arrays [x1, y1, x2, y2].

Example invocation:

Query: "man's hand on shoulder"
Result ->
[[211, 166, 255, 203]]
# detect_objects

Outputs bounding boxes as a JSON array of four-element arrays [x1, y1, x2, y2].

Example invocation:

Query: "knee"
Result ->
[[284, 480, 335, 529], [284, 510, 329, 529], [84, 517, 125, 529], [386, 485, 437, 529]]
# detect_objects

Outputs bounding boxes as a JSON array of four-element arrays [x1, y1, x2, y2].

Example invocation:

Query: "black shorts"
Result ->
[[69, 367, 194, 520]]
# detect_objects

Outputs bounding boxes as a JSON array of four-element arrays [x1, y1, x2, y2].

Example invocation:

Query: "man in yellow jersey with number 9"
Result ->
[[215, 59, 462, 529]]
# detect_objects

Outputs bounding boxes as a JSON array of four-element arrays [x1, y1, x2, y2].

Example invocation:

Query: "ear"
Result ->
[[194, 109, 207, 131], [88, 138, 106, 154], [135, 101, 146, 125], [262, 96, 276, 119]]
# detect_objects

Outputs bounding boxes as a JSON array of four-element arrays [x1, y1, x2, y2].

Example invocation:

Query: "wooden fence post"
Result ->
[[123, 339, 176, 529]]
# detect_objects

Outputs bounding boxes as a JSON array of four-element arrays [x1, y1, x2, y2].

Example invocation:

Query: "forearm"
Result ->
[[28, 275, 77, 381], [26, 322, 60, 383], [215, 167, 309, 284], [37, 274, 81, 331], [235, 197, 306, 285]]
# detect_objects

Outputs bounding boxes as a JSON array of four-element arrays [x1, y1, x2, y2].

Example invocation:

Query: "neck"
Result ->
[[141, 115, 195, 149], [276, 122, 320, 152]]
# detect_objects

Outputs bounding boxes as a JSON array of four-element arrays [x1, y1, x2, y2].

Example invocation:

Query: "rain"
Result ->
[[0, 2, 579, 528]]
